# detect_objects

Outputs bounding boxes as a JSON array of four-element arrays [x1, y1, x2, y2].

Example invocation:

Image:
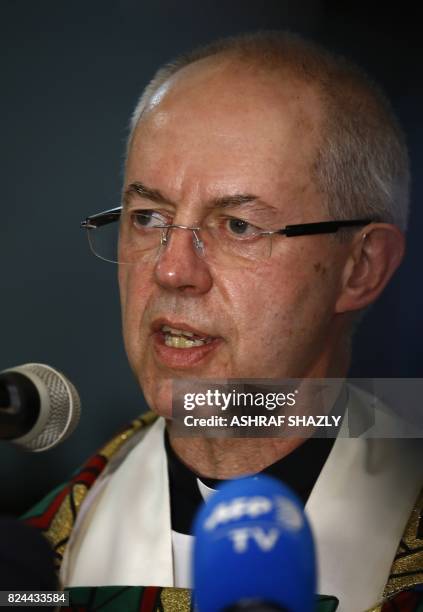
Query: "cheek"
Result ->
[[219, 263, 301, 348], [225, 253, 334, 353], [118, 265, 127, 314], [118, 265, 152, 344]]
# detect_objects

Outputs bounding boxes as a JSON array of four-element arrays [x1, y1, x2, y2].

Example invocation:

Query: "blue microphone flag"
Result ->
[[193, 474, 316, 612]]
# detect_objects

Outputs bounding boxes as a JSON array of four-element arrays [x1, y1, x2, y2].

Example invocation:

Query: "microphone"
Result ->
[[192, 474, 316, 612], [0, 363, 80, 451]]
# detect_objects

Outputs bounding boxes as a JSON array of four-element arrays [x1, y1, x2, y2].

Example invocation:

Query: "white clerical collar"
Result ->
[[196, 477, 216, 501]]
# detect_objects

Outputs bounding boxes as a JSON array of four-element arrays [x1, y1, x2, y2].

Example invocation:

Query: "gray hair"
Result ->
[[128, 31, 410, 231]]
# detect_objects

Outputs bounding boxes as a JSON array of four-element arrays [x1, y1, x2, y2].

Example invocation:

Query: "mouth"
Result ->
[[160, 325, 214, 349], [151, 319, 222, 368]]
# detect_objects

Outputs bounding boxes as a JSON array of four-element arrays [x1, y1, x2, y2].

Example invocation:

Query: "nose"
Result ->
[[154, 226, 213, 294]]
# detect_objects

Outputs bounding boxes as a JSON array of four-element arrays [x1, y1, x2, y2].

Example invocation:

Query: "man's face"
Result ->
[[120, 58, 350, 417]]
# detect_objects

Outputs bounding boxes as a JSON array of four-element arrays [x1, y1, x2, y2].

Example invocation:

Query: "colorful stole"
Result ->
[[23, 412, 423, 611]]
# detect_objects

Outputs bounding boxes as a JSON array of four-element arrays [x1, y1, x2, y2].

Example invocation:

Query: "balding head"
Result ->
[[127, 31, 409, 232]]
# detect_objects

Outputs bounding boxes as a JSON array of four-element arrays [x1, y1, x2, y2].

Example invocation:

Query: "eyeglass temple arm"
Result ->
[[279, 219, 373, 237], [80, 206, 123, 229]]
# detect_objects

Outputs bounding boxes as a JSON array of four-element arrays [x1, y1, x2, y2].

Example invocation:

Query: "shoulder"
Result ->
[[22, 411, 159, 570]]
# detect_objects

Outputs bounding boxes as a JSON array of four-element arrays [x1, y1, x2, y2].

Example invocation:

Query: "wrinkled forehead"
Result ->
[[125, 58, 324, 211]]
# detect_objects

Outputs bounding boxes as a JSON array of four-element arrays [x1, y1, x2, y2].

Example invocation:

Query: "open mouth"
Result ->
[[161, 325, 214, 349], [151, 320, 221, 368]]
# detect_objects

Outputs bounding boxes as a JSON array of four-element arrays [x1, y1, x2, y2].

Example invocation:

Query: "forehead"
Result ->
[[126, 58, 323, 210]]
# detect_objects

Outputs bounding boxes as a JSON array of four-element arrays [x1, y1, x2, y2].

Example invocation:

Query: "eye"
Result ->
[[131, 209, 169, 229], [224, 217, 261, 239]]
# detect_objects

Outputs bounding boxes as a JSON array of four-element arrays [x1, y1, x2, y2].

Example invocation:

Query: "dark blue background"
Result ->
[[1, 0, 422, 514]]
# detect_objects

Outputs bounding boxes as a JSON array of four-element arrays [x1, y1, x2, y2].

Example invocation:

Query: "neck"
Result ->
[[166, 434, 307, 479]]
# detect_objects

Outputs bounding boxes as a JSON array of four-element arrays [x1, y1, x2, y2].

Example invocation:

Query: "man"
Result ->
[[25, 32, 422, 611]]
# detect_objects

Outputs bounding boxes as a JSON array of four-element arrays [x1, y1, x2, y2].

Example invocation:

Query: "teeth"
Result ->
[[160, 324, 213, 348], [165, 336, 206, 349], [162, 325, 194, 338]]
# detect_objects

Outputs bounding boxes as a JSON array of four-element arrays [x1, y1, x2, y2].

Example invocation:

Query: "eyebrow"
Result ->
[[123, 181, 277, 211], [123, 182, 174, 207]]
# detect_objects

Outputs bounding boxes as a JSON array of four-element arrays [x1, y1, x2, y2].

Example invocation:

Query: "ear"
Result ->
[[335, 223, 405, 314]]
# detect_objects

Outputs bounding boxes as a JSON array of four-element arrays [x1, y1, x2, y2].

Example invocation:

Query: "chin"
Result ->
[[142, 379, 174, 419]]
